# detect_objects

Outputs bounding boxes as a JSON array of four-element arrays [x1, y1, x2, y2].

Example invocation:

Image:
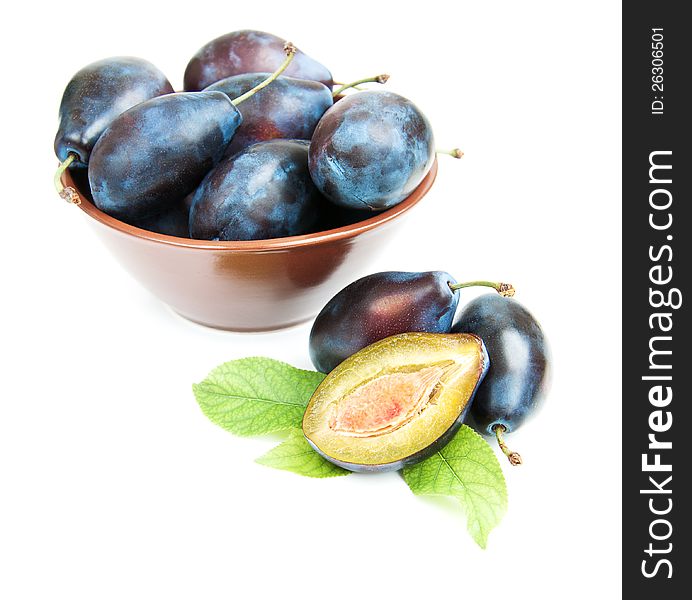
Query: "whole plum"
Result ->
[[309, 271, 459, 373], [128, 195, 194, 238], [55, 57, 173, 167], [205, 74, 333, 155], [184, 30, 332, 91], [89, 92, 240, 221], [309, 274, 514, 374], [452, 294, 549, 435], [189, 140, 326, 241], [308, 91, 435, 211]]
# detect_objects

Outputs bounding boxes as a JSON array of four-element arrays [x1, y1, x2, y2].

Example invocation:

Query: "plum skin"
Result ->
[[189, 140, 325, 241], [205, 74, 333, 156], [309, 271, 459, 374], [127, 195, 193, 238], [184, 29, 333, 91], [452, 294, 550, 434], [89, 92, 240, 222], [55, 57, 173, 167], [308, 91, 435, 211]]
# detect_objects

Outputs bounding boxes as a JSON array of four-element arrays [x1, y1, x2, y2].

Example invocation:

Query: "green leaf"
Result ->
[[402, 425, 508, 548], [193, 357, 326, 436], [256, 429, 351, 478]]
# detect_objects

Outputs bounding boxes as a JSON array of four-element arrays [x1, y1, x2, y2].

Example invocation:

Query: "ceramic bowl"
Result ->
[[62, 161, 437, 331]]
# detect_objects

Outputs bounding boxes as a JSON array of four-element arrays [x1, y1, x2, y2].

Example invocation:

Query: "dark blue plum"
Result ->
[[452, 294, 550, 434], [89, 92, 240, 222], [309, 271, 459, 373], [184, 30, 333, 91], [308, 91, 435, 211], [314, 203, 378, 232], [127, 194, 193, 238], [205, 73, 333, 155], [55, 57, 173, 167], [189, 140, 326, 241]]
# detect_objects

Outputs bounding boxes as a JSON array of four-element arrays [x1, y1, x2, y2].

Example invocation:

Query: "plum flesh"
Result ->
[[303, 332, 489, 472]]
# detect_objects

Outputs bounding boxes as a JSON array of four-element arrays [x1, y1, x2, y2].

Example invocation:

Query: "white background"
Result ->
[[0, 1, 621, 598]]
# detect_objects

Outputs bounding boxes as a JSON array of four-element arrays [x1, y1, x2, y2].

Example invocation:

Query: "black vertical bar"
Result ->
[[623, 1, 690, 593]]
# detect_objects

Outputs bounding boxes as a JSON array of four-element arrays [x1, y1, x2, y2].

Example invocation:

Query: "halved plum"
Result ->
[[302, 333, 489, 472]]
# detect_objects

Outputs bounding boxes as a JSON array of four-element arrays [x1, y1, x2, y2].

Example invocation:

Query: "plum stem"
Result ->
[[54, 153, 81, 205], [332, 74, 390, 97], [436, 148, 464, 159], [493, 424, 523, 466], [448, 281, 515, 297], [231, 42, 297, 106]]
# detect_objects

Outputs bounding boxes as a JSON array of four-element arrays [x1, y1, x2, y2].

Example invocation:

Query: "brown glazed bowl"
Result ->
[[62, 160, 437, 331]]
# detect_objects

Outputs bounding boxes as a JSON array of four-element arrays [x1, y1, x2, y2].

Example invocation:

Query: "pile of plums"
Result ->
[[55, 30, 438, 240], [305, 272, 550, 469], [55, 32, 550, 470]]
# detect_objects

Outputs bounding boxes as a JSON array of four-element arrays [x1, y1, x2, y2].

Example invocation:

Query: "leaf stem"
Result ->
[[493, 424, 522, 466], [448, 280, 515, 297], [332, 74, 390, 97], [231, 42, 297, 106], [54, 153, 81, 204]]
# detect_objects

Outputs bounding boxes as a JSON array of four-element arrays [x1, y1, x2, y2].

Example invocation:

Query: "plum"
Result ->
[[452, 294, 550, 464], [308, 91, 435, 210], [87, 46, 298, 222], [189, 140, 326, 241], [55, 57, 173, 168], [302, 332, 489, 472], [205, 73, 333, 156], [88, 91, 240, 221], [127, 195, 193, 238], [310, 271, 458, 373], [184, 30, 332, 91], [309, 271, 513, 374]]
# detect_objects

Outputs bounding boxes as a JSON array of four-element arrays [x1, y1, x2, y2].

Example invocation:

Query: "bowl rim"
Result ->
[[63, 159, 438, 252]]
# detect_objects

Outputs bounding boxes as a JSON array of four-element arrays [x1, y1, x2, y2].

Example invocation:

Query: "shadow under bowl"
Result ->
[[63, 161, 438, 331]]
